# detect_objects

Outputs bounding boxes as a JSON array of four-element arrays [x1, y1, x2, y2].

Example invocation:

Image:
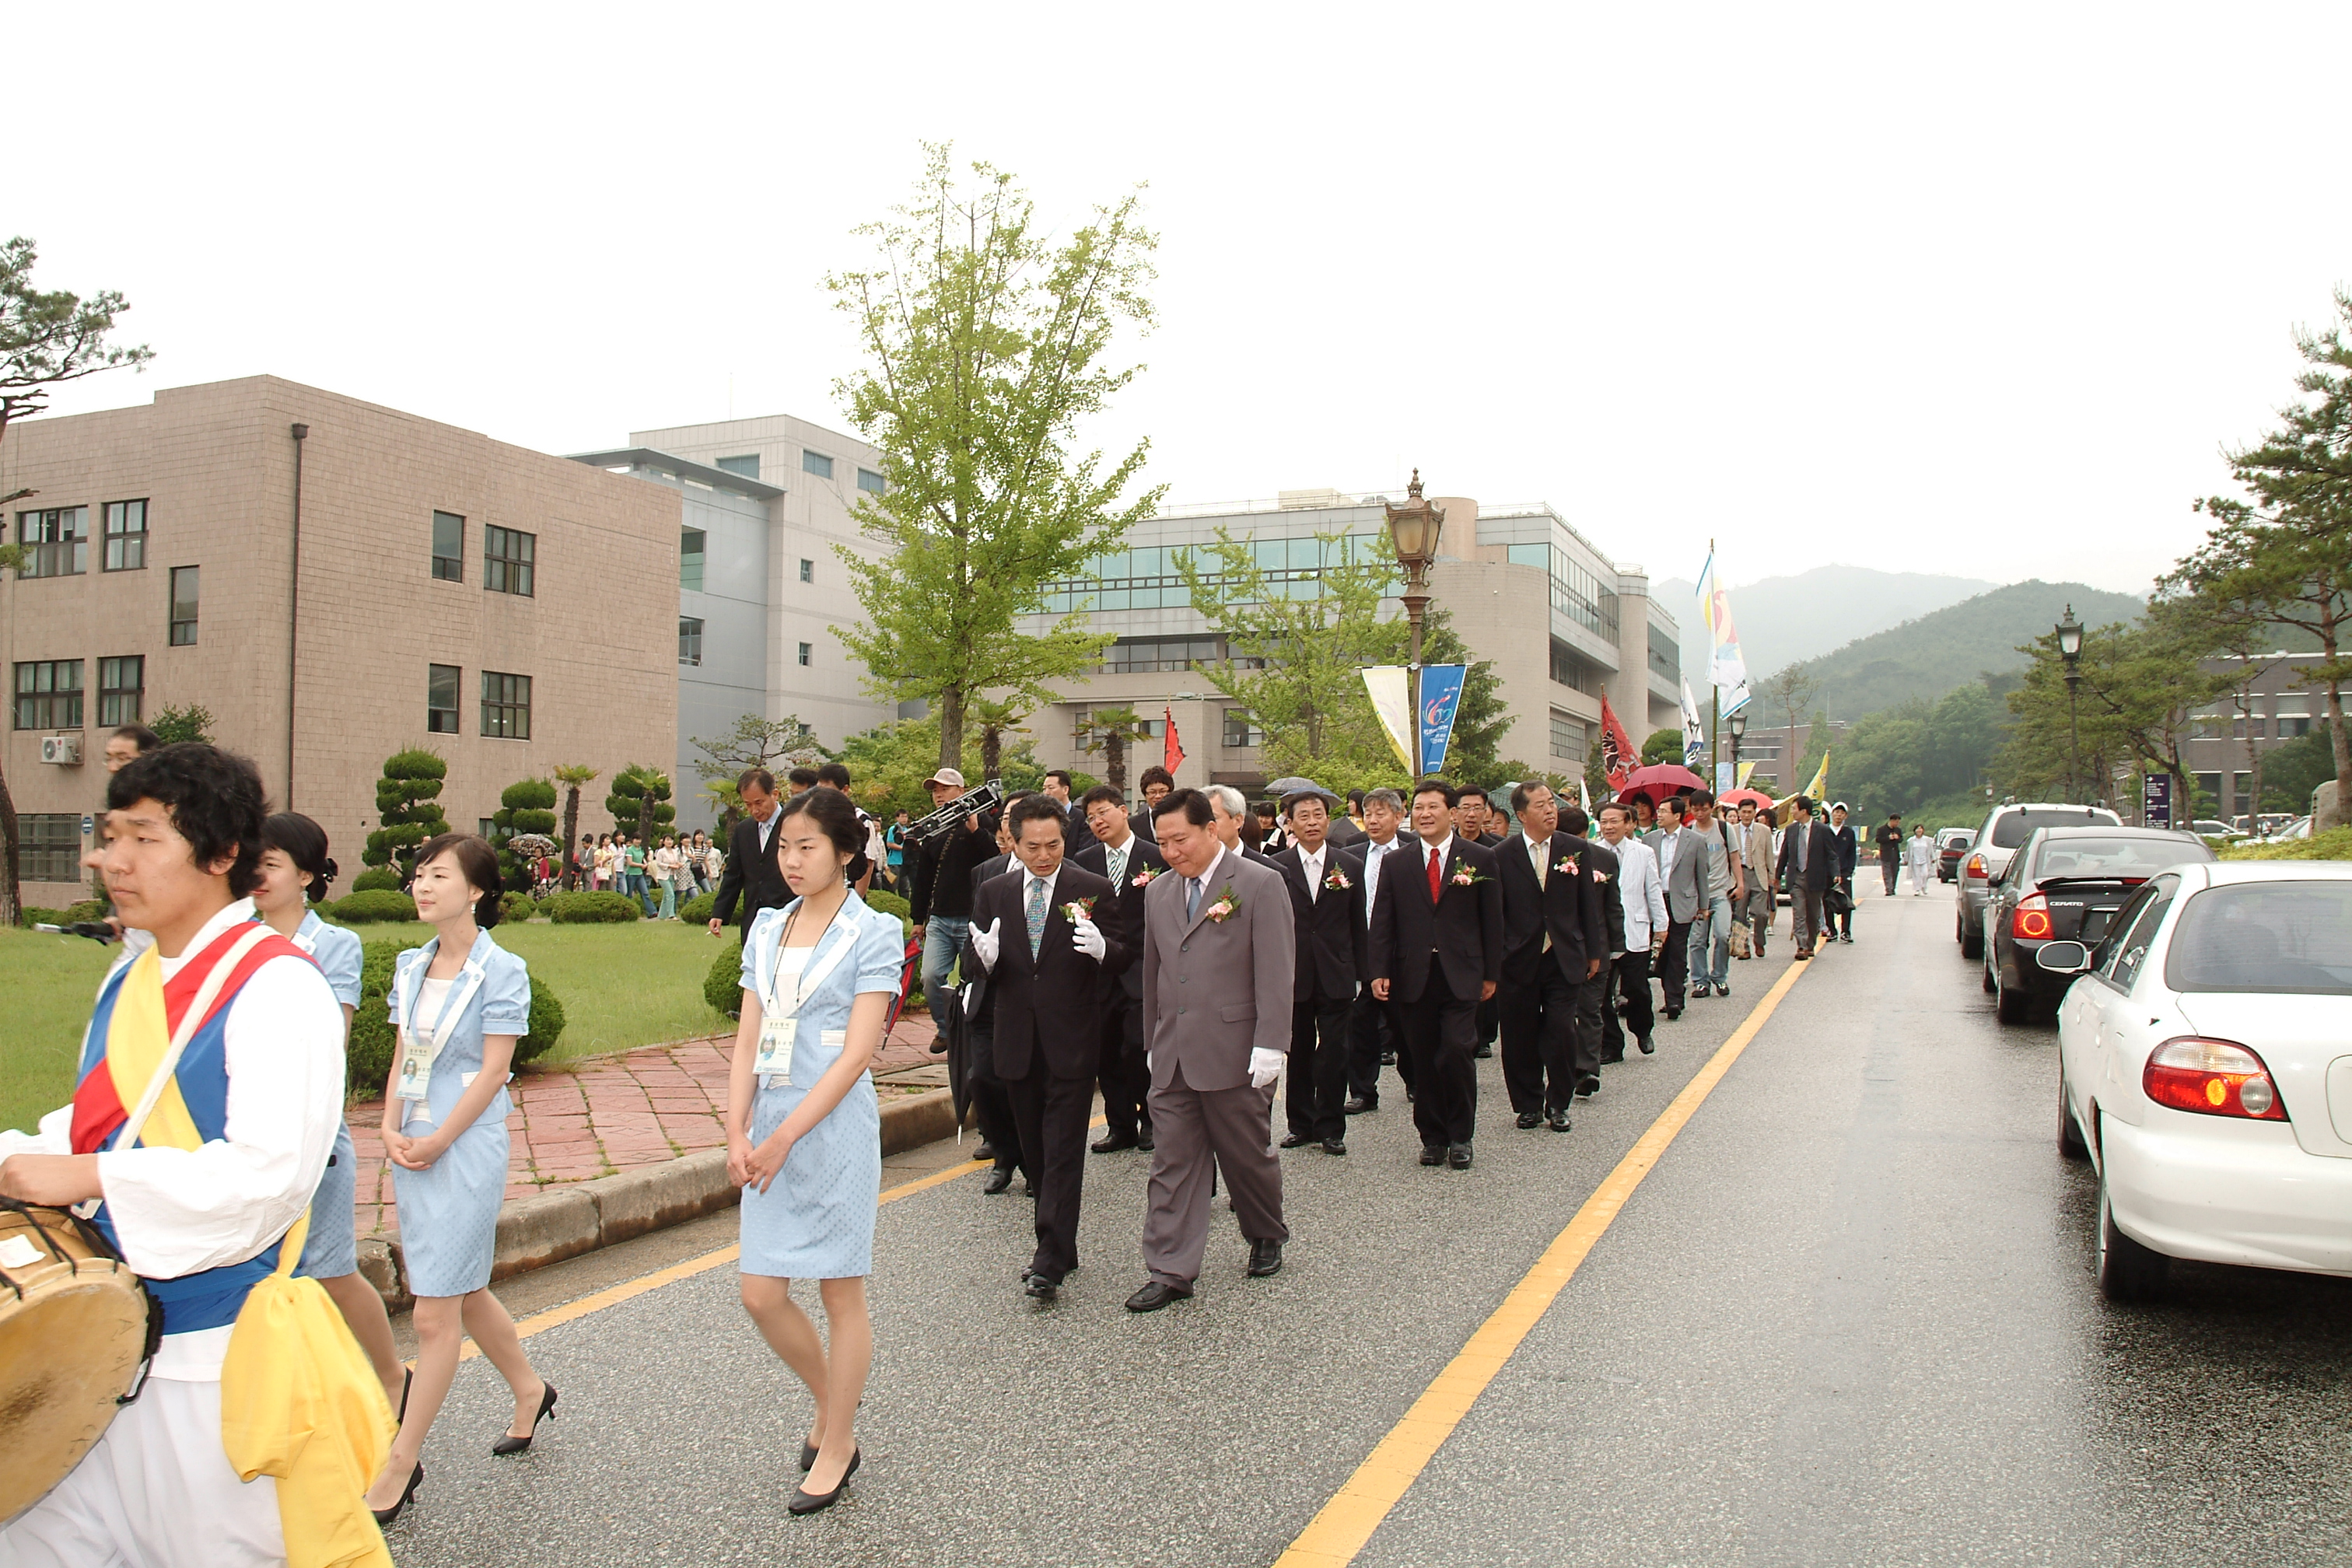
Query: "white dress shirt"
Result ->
[[1297, 843, 1325, 901], [1362, 834, 1400, 926], [1525, 835, 1550, 883], [1099, 829, 1134, 890]]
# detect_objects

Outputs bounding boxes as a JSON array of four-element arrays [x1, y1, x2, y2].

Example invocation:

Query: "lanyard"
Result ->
[[394, 943, 488, 1112], [762, 895, 855, 1027]]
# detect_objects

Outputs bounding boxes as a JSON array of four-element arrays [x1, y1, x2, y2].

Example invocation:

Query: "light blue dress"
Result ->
[[292, 910, 366, 1279], [737, 894, 901, 1279], [388, 929, 531, 1297]]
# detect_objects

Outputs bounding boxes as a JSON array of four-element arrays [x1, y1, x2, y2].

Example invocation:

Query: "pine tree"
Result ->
[[363, 749, 450, 879]]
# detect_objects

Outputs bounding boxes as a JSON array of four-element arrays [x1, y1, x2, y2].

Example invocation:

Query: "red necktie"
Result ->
[[1428, 844, 1444, 902]]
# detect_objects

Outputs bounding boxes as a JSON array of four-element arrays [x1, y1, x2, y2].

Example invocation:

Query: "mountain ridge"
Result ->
[[1656, 565, 2000, 683]]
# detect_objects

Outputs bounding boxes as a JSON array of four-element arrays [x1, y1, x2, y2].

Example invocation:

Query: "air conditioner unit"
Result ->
[[40, 733, 83, 765]]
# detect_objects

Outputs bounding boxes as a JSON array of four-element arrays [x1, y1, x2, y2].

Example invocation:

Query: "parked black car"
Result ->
[[1981, 826, 2215, 1023]]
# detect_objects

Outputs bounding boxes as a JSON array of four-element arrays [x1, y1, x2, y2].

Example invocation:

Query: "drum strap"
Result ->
[[110, 926, 277, 1159]]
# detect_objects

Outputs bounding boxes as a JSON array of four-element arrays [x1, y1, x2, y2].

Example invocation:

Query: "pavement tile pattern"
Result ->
[[349, 1015, 940, 1239]]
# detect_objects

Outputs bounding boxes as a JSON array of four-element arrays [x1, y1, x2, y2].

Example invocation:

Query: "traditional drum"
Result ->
[[0, 1199, 159, 1525]]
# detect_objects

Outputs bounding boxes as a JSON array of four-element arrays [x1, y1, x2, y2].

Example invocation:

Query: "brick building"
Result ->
[[2, 376, 679, 905]]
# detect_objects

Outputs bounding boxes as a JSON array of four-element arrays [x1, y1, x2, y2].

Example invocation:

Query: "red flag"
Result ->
[[1163, 705, 1185, 779], [1598, 695, 1637, 790]]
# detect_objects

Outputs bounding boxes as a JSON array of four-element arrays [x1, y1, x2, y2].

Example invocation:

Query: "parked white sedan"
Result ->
[[2042, 861, 2352, 1300]]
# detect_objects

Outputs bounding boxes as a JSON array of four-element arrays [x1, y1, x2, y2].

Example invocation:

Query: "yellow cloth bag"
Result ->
[[219, 1211, 397, 1568]]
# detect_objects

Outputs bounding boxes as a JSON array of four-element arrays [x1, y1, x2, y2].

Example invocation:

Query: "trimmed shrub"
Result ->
[[678, 890, 717, 924], [325, 889, 418, 924], [516, 977, 566, 1066], [352, 866, 404, 894], [500, 891, 537, 923], [63, 898, 107, 924], [363, 749, 450, 879], [2221, 824, 2352, 863], [863, 888, 911, 924], [21, 907, 69, 929], [705, 938, 745, 1018], [492, 778, 560, 893], [543, 890, 642, 923], [605, 764, 675, 841]]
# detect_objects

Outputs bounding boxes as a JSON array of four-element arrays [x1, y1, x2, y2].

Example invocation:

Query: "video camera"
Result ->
[[902, 779, 1005, 847]]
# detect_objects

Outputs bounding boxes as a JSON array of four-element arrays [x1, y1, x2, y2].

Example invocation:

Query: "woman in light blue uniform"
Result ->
[[364, 834, 558, 1527], [252, 812, 405, 1416], [727, 786, 903, 1517]]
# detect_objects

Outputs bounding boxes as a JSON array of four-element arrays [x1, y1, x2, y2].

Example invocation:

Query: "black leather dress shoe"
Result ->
[[1516, 1111, 1542, 1129], [1090, 1132, 1139, 1154], [1600, 1051, 1626, 1065], [1419, 1144, 1446, 1166], [1547, 1109, 1572, 1132], [1024, 1271, 1058, 1300], [1279, 1132, 1314, 1149], [1576, 1073, 1601, 1098], [973, 1142, 999, 1164], [1473, 1043, 1494, 1059], [1638, 1035, 1656, 1055], [1447, 1144, 1473, 1170], [1321, 1136, 1346, 1156], [1136, 1132, 1155, 1152], [1343, 1097, 1377, 1115], [982, 1167, 1013, 1195], [1247, 1239, 1283, 1277], [1379, 1051, 1396, 1066], [1125, 1279, 1192, 1312]]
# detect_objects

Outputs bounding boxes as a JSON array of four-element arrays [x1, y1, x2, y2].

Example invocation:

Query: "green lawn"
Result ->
[[1, 919, 737, 1136]]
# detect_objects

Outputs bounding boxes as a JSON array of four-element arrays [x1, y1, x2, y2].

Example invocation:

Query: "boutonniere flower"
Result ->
[[1131, 865, 1163, 887], [1204, 884, 1241, 922], [1061, 896, 1097, 924], [1450, 863, 1490, 887], [1591, 868, 1611, 884], [1561, 855, 1580, 879], [1322, 865, 1353, 891]]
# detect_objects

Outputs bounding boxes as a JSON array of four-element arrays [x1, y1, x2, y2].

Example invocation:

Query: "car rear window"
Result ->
[[1991, 807, 2118, 849], [2165, 883, 2352, 995], [2030, 836, 2213, 880]]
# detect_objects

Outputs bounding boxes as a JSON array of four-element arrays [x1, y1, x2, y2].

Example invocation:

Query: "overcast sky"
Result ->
[[14, 4, 2350, 597]]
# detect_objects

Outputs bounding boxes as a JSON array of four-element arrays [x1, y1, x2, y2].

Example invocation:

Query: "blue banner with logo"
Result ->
[[1418, 664, 1466, 775]]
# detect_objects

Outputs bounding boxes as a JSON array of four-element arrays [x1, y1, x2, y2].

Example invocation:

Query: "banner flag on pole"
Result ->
[[1680, 678, 1706, 769], [1417, 664, 1467, 776], [1598, 696, 1637, 790], [1362, 667, 1416, 774], [1737, 760, 1757, 789], [1804, 748, 1830, 803], [1163, 705, 1185, 779]]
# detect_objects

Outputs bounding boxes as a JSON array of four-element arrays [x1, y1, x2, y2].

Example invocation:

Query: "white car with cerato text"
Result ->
[[2042, 860, 2352, 1300]]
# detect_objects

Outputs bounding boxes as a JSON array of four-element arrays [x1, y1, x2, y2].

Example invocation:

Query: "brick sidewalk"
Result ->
[[349, 1013, 943, 1240]]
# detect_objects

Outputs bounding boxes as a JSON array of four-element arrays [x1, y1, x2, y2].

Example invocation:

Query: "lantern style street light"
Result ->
[[1728, 708, 1746, 783], [2056, 604, 2084, 803], [1384, 470, 1446, 776]]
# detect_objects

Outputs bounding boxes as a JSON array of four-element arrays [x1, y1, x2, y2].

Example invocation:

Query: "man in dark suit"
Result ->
[[1041, 768, 1099, 859], [707, 768, 789, 939], [968, 795, 1129, 1300], [1496, 782, 1608, 1132], [1344, 788, 1411, 1115], [1073, 784, 1167, 1155], [961, 816, 1024, 1192], [1369, 778, 1504, 1170], [1458, 786, 1507, 1060], [1559, 802, 1619, 1097], [1269, 787, 1367, 1155], [1129, 766, 1174, 845], [1776, 796, 1839, 959]]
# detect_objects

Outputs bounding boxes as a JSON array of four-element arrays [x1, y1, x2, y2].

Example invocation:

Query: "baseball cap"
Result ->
[[923, 767, 966, 789]]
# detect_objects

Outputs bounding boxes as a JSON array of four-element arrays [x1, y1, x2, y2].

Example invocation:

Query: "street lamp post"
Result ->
[[1385, 470, 1446, 779], [1728, 709, 1746, 788], [2056, 604, 2084, 803]]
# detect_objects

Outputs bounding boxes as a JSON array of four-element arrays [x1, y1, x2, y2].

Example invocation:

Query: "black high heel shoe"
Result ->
[[789, 1447, 859, 1515], [370, 1463, 422, 1528], [397, 1368, 413, 1424], [800, 1441, 819, 1472], [491, 1381, 558, 1456]]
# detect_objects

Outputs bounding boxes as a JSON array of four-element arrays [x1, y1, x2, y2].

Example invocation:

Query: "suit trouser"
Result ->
[[1740, 885, 1774, 952], [1656, 919, 1693, 1010], [1097, 996, 1152, 1143], [1141, 1064, 1287, 1287], [1790, 886, 1826, 952], [1881, 859, 1901, 896], [967, 1020, 1022, 1171], [1346, 986, 1404, 1104], [1832, 880, 1853, 938], [1006, 1065, 1096, 1281], [1499, 958, 1578, 1115], [1287, 992, 1354, 1141], [1476, 989, 1500, 1048], [1601, 948, 1654, 1058], [1398, 966, 1479, 1148], [1572, 969, 1606, 1078]]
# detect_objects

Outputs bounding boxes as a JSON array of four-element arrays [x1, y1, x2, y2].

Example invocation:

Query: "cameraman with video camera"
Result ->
[[905, 768, 1001, 1022]]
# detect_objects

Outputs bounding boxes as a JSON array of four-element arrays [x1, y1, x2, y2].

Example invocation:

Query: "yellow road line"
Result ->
[[1273, 957, 1811, 1568]]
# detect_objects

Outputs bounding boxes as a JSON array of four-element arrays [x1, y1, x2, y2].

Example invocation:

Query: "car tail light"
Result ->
[[1965, 853, 1988, 880], [2012, 892, 2052, 940], [2142, 1037, 2289, 1122]]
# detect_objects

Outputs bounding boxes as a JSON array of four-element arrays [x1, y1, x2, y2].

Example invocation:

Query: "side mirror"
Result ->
[[2035, 940, 2091, 976]]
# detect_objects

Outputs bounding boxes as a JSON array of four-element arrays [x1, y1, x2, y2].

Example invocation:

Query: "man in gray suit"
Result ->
[[1128, 788, 1296, 1311], [1648, 795, 1706, 1019]]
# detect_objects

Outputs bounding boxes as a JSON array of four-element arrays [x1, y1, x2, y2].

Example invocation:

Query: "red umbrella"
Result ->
[[1614, 763, 1706, 804], [1720, 787, 1776, 811]]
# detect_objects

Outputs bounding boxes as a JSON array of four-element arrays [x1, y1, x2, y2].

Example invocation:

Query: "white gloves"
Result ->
[[971, 917, 1002, 971], [1248, 1048, 1283, 1089], [1071, 916, 1107, 961]]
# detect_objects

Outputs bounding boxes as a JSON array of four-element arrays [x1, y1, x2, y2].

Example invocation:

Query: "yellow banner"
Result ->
[[1362, 667, 1415, 774]]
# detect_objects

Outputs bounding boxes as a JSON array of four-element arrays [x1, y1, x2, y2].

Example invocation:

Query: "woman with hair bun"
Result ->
[[365, 833, 558, 1525], [252, 812, 405, 1416]]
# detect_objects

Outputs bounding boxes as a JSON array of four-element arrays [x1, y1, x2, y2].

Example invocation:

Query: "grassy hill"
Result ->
[[1787, 579, 2147, 717], [1656, 565, 1997, 685]]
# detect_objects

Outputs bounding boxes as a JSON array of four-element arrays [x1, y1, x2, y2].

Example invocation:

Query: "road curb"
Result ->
[[366, 1087, 962, 1311]]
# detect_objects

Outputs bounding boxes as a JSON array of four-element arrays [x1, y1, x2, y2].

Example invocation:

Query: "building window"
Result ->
[[17, 813, 82, 883], [802, 450, 833, 480], [15, 506, 88, 578], [479, 817, 497, 838], [2193, 772, 2224, 812], [680, 527, 705, 592], [98, 656, 144, 726], [2275, 703, 2312, 738], [13, 660, 83, 730], [1549, 711, 1586, 761], [1099, 636, 1228, 674], [798, 558, 814, 584], [484, 525, 535, 597], [716, 454, 761, 478], [427, 663, 461, 734], [856, 467, 885, 495], [2190, 707, 2231, 740], [796, 642, 812, 667], [481, 670, 531, 740], [1222, 710, 1265, 748], [431, 511, 465, 581], [102, 500, 147, 572], [168, 566, 200, 645], [1647, 623, 1679, 684], [678, 616, 703, 667]]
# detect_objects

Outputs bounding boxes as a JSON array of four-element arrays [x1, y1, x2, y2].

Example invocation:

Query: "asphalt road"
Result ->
[[383, 880, 2350, 1567]]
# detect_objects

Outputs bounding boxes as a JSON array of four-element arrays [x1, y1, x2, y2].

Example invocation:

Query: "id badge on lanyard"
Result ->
[[757, 908, 855, 1083], [397, 960, 485, 1110]]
